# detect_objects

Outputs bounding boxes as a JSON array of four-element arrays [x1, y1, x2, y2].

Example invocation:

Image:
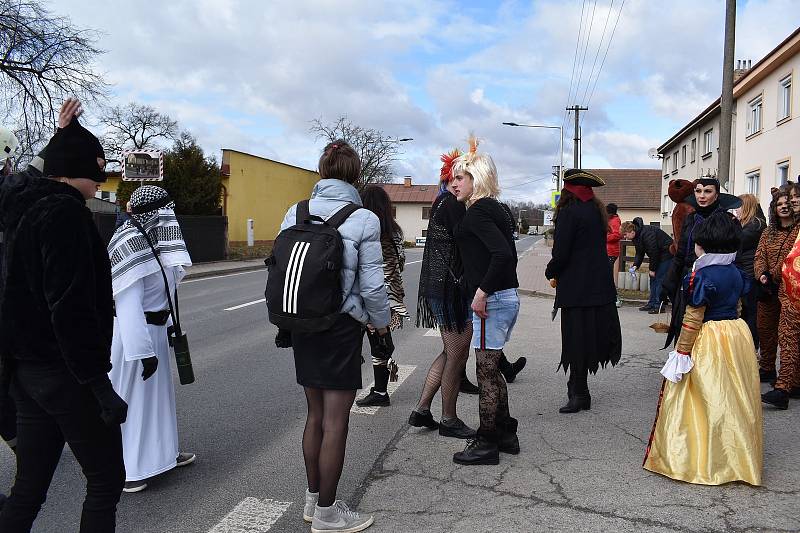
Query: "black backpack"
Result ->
[[265, 200, 361, 332]]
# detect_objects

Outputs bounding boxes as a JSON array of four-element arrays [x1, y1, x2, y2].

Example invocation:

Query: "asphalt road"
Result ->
[[0, 236, 540, 533]]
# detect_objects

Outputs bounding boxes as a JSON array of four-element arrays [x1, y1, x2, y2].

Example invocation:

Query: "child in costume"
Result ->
[[644, 211, 762, 486]]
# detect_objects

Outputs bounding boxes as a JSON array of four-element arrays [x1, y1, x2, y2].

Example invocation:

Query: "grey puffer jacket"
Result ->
[[280, 179, 390, 329]]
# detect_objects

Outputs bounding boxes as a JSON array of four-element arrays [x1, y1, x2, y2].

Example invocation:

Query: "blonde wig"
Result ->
[[450, 135, 500, 204], [737, 194, 760, 228]]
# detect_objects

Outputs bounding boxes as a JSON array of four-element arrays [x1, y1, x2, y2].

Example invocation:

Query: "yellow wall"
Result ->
[[222, 150, 319, 243], [100, 177, 120, 195]]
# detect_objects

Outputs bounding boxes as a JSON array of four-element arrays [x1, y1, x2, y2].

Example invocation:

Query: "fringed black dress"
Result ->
[[545, 200, 622, 373], [416, 192, 469, 333]]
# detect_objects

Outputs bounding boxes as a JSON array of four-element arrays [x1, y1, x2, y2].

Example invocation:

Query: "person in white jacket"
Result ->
[[107, 185, 195, 493]]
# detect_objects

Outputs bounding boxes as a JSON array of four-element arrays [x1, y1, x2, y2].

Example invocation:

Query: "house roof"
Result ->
[[588, 169, 662, 210], [220, 148, 317, 176], [659, 25, 800, 153], [378, 182, 439, 204]]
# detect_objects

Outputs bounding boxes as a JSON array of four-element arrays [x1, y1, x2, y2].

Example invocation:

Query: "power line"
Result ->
[[573, 0, 598, 108], [581, 0, 626, 126], [563, 0, 588, 132], [580, 0, 614, 105]]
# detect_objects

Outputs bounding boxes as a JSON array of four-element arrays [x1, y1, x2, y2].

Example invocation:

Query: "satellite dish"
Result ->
[[648, 148, 661, 159]]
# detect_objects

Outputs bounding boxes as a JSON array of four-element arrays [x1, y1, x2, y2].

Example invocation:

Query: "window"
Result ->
[[663, 194, 675, 215], [681, 145, 687, 167], [672, 151, 678, 172], [690, 139, 696, 162], [664, 156, 670, 174], [422, 206, 431, 220], [745, 170, 760, 195], [779, 74, 792, 121], [777, 160, 790, 185], [421, 229, 427, 237], [747, 94, 763, 136], [703, 129, 714, 156]]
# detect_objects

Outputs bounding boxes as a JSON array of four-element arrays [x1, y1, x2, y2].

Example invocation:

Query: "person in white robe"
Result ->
[[107, 185, 194, 493]]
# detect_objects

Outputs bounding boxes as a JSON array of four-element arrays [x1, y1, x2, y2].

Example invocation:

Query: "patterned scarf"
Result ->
[[108, 185, 191, 296]]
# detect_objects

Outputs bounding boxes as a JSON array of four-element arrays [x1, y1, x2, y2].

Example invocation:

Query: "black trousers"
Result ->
[[741, 285, 760, 350], [0, 362, 125, 533]]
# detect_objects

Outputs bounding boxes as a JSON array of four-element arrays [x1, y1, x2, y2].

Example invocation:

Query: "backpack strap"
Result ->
[[326, 203, 362, 229], [296, 200, 311, 225]]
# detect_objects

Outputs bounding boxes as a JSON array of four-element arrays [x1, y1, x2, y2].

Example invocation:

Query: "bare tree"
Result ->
[[100, 102, 178, 157], [309, 116, 402, 190], [0, 0, 107, 166]]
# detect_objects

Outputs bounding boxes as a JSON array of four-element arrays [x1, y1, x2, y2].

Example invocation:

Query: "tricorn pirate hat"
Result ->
[[562, 168, 605, 187]]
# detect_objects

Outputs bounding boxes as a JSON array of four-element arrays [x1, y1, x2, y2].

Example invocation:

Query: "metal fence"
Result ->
[[93, 214, 228, 262]]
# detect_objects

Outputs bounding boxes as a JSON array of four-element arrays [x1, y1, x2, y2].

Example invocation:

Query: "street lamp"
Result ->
[[388, 137, 414, 142], [517, 209, 527, 234], [502, 122, 564, 190]]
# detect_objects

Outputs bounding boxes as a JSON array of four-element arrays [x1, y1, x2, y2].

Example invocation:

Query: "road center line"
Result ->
[[208, 497, 291, 533], [224, 298, 266, 311], [351, 364, 416, 415]]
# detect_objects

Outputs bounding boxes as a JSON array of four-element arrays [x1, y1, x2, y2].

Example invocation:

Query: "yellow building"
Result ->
[[221, 149, 319, 246], [97, 149, 318, 254]]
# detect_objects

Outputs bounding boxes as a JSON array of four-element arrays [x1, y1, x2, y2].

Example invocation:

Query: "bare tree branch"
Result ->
[[99, 102, 178, 157], [1, 0, 107, 168], [309, 116, 401, 190]]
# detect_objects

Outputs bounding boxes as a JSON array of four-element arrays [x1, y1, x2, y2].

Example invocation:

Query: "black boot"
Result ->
[[452, 432, 500, 465], [499, 353, 527, 383], [497, 417, 520, 455], [759, 368, 777, 384], [459, 372, 480, 395], [559, 368, 591, 414], [356, 387, 390, 407], [762, 388, 789, 410], [408, 408, 439, 429]]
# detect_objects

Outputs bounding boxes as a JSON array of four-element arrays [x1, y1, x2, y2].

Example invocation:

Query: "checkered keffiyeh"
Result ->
[[108, 186, 191, 296]]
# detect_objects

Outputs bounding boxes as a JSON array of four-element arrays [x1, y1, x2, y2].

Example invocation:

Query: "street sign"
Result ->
[[544, 211, 553, 225], [550, 190, 560, 208], [122, 150, 163, 181]]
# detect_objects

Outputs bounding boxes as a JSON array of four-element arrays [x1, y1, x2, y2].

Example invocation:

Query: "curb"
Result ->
[[183, 264, 266, 281], [518, 288, 652, 307]]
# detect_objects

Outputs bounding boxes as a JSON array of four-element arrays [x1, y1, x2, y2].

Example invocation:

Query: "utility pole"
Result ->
[[718, 0, 736, 191], [566, 105, 588, 168]]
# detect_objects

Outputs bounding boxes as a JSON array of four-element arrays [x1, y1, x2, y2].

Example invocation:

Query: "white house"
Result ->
[[378, 178, 438, 243]]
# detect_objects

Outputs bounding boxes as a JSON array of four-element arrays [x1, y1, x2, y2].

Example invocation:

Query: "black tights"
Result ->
[[475, 349, 510, 434], [416, 326, 472, 419], [302, 387, 356, 507]]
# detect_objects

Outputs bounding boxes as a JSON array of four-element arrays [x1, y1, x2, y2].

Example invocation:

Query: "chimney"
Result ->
[[403, 177, 412, 188]]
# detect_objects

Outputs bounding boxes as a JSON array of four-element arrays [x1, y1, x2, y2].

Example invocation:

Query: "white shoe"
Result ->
[[123, 480, 148, 493], [176, 452, 196, 467], [311, 500, 374, 533], [304, 489, 319, 522]]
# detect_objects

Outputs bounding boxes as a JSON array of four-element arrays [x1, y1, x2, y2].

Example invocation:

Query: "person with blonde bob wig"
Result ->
[[450, 136, 521, 466]]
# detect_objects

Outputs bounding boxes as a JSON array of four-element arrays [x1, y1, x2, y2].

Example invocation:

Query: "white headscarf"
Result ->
[[108, 185, 192, 296]]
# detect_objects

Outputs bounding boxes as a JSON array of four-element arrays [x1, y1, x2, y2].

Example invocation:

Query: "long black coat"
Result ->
[[0, 173, 114, 387], [545, 200, 616, 308]]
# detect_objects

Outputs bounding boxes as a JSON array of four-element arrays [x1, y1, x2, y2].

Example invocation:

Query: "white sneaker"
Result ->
[[304, 489, 319, 522], [311, 500, 374, 533]]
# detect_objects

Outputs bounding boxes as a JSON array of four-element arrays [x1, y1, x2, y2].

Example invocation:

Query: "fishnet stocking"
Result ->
[[475, 349, 510, 433], [416, 326, 472, 419]]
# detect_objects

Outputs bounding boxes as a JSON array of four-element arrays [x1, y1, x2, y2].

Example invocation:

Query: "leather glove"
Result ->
[[275, 328, 292, 348], [89, 377, 128, 426], [141, 356, 158, 381], [375, 330, 395, 359]]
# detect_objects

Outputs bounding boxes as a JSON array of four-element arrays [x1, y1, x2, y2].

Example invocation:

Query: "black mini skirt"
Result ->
[[291, 313, 364, 390]]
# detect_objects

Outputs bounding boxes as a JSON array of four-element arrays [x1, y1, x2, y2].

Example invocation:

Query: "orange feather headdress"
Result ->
[[439, 149, 461, 182]]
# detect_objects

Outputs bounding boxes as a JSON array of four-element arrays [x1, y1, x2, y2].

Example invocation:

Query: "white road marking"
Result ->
[[224, 298, 266, 311], [424, 327, 440, 337], [405, 260, 423, 265], [208, 497, 291, 533], [183, 269, 265, 284], [351, 364, 416, 415]]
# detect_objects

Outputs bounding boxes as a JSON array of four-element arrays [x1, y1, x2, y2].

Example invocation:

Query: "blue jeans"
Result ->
[[648, 258, 673, 309], [470, 289, 520, 350]]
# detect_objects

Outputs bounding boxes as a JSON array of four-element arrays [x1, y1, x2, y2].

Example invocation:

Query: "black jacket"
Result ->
[[545, 199, 616, 308], [0, 173, 114, 385], [455, 197, 518, 296], [735, 217, 766, 278], [632, 225, 673, 272]]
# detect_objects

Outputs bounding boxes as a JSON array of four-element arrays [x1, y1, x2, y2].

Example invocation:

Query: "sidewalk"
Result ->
[[516, 238, 556, 298], [353, 296, 800, 532], [183, 258, 266, 280]]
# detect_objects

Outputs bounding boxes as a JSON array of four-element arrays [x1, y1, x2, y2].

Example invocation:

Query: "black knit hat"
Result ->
[[42, 120, 106, 182]]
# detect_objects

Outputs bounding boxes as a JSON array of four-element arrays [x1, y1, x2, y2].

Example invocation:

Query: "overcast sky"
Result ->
[[60, 0, 800, 203]]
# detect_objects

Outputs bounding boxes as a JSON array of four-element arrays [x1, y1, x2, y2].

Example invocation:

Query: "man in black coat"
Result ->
[[0, 101, 127, 533], [621, 219, 674, 313]]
